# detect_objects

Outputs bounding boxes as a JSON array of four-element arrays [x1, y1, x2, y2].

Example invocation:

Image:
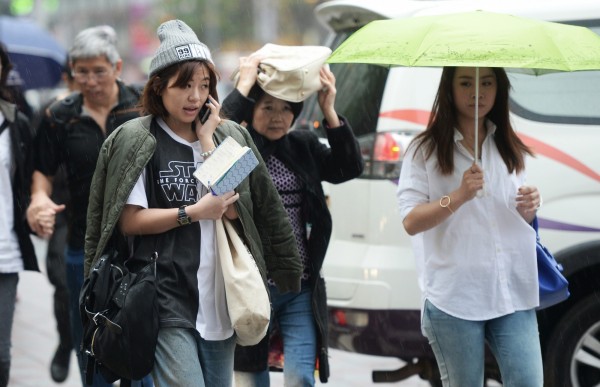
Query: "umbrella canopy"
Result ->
[[327, 10, 600, 74], [0, 16, 66, 90], [327, 10, 600, 162]]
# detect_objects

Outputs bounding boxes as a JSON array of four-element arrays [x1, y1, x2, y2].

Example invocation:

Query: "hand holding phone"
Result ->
[[199, 99, 211, 124]]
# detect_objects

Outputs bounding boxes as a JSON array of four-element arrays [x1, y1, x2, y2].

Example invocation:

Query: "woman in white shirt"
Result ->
[[397, 66, 543, 386], [0, 43, 38, 387]]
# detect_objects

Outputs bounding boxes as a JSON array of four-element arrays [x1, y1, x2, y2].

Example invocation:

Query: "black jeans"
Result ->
[[46, 211, 72, 352]]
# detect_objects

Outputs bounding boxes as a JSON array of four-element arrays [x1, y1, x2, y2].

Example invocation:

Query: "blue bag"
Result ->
[[532, 217, 570, 310]]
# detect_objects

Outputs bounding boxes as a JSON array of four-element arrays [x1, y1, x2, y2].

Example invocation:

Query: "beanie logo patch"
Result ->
[[175, 45, 194, 60], [174, 44, 212, 63]]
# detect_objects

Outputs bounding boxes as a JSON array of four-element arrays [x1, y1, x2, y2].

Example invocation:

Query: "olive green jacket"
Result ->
[[84, 115, 302, 294]]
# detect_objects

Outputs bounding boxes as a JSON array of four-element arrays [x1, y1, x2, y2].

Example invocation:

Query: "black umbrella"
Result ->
[[0, 15, 66, 90]]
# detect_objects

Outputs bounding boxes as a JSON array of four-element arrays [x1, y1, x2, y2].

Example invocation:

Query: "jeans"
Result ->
[[46, 211, 71, 352], [66, 248, 153, 387], [235, 283, 317, 387], [422, 299, 543, 387], [0, 273, 18, 387], [151, 327, 235, 387]]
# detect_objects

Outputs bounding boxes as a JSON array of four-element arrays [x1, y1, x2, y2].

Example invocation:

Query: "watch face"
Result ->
[[178, 217, 191, 226]]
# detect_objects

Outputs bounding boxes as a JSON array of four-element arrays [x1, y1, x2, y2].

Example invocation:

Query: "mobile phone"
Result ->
[[199, 99, 211, 124]]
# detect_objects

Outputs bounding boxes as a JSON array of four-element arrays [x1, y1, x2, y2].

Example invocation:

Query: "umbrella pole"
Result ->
[[474, 66, 479, 163], [474, 67, 485, 198]]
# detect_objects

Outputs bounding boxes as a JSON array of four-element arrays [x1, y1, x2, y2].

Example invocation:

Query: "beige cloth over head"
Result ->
[[232, 43, 332, 103]]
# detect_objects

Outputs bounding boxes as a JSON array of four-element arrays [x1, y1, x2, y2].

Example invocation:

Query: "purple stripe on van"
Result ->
[[538, 217, 600, 232]]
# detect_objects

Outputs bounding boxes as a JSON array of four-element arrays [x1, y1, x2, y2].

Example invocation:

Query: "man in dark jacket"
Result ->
[[32, 61, 79, 384], [26, 26, 148, 387]]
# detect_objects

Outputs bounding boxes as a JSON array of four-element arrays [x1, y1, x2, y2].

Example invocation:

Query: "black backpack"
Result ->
[[79, 249, 159, 385]]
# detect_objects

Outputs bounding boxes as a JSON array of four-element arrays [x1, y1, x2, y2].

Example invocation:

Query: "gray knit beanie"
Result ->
[[148, 19, 213, 77]]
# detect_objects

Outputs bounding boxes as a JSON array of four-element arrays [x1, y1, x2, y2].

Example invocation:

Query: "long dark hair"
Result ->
[[0, 43, 14, 100], [412, 67, 533, 174]]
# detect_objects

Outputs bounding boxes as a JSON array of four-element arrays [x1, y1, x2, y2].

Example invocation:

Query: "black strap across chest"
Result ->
[[0, 118, 10, 136]]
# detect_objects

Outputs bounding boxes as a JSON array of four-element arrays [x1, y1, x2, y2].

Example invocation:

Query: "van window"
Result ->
[[297, 30, 389, 138], [299, 62, 388, 138], [326, 62, 389, 137], [509, 24, 600, 125]]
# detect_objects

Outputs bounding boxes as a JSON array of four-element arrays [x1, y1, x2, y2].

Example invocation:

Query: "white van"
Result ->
[[295, 0, 600, 385]]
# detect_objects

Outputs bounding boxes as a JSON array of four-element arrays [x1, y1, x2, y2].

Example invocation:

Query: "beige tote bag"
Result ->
[[216, 217, 270, 346]]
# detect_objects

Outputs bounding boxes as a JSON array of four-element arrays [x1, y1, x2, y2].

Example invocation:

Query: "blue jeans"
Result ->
[[236, 283, 317, 387], [422, 299, 543, 387], [66, 248, 153, 387], [151, 327, 235, 387]]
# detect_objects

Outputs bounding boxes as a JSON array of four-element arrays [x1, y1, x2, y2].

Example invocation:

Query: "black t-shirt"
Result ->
[[132, 119, 205, 330], [34, 81, 142, 250]]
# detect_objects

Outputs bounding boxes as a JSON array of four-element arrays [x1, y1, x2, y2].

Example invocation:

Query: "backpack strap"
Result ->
[[85, 354, 95, 385], [47, 92, 82, 125], [0, 118, 9, 137]]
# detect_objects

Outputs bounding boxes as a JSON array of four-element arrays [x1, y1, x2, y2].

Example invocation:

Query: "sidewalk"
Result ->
[[9, 237, 427, 387], [9, 236, 80, 387]]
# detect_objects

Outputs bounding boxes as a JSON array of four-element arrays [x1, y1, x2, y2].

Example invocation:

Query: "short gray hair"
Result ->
[[69, 25, 120, 65]]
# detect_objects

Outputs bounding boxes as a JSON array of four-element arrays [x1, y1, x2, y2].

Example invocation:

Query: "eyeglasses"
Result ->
[[71, 68, 112, 82]]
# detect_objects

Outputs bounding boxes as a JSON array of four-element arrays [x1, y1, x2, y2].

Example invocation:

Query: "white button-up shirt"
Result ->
[[397, 122, 538, 320]]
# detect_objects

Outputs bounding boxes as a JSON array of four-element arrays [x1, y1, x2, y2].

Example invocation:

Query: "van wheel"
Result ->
[[543, 293, 600, 386]]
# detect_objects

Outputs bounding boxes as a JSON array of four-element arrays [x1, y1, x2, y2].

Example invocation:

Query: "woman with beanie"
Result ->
[[83, 20, 302, 387], [222, 53, 364, 386]]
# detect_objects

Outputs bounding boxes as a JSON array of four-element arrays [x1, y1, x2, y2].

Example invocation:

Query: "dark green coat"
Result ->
[[84, 115, 302, 296]]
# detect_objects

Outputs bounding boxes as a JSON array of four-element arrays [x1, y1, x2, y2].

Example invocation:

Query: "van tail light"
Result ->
[[358, 131, 417, 180], [332, 309, 348, 326], [374, 133, 401, 162], [330, 308, 369, 328]]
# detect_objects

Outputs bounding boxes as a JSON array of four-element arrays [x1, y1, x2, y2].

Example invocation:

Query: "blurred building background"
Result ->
[[1, 0, 329, 92]]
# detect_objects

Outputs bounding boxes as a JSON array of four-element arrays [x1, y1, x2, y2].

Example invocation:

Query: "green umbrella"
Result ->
[[327, 10, 600, 162], [327, 10, 600, 73]]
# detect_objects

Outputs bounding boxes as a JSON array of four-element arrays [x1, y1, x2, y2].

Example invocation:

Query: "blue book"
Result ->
[[193, 136, 259, 195]]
